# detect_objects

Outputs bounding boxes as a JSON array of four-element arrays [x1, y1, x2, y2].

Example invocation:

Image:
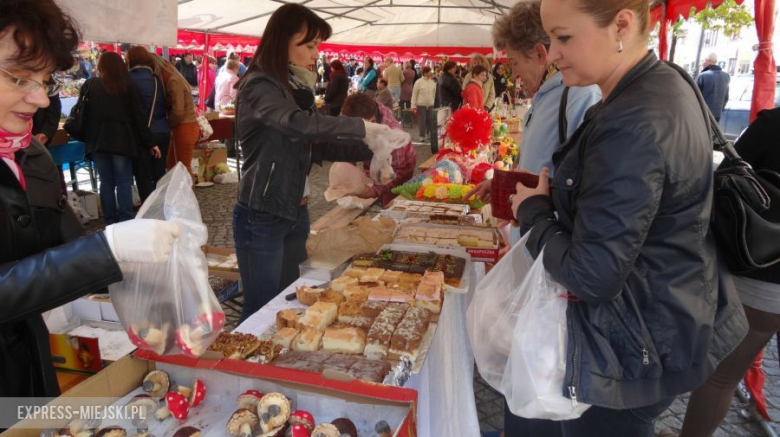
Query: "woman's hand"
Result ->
[[511, 167, 551, 221], [151, 146, 162, 159], [463, 179, 491, 203]]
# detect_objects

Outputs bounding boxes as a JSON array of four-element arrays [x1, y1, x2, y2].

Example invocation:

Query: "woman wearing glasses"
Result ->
[[0, 0, 180, 398]]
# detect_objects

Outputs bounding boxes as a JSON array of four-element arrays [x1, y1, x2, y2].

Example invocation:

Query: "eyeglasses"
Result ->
[[0, 67, 62, 96]]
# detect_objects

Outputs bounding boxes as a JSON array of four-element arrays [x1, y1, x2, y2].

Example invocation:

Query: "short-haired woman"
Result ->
[[438, 60, 462, 111], [360, 57, 379, 97], [324, 59, 349, 116], [504, 0, 748, 435], [0, 0, 179, 398], [234, 3, 406, 322]]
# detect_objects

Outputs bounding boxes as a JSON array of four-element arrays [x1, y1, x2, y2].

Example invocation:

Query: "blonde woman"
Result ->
[[462, 53, 496, 110]]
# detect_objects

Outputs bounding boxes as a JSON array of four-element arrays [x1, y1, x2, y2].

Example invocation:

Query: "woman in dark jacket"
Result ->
[[438, 61, 462, 111], [81, 52, 157, 223], [679, 107, 780, 436], [324, 59, 349, 116], [127, 46, 170, 197], [0, 0, 179, 399], [493, 62, 508, 101], [234, 4, 408, 323], [509, 0, 747, 435]]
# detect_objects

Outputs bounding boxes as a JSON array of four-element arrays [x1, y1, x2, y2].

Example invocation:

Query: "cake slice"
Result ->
[[317, 289, 345, 306], [379, 270, 403, 284], [368, 286, 415, 303], [296, 286, 325, 306], [337, 300, 365, 322], [331, 276, 359, 293], [359, 268, 385, 283], [272, 327, 300, 349], [364, 305, 408, 359], [361, 300, 389, 318], [276, 309, 301, 330], [343, 284, 369, 302], [322, 327, 367, 354], [291, 328, 323, 352], [389, 307, 432, 360], [301, 301, 338, 331], [342, 268, 366, 279]]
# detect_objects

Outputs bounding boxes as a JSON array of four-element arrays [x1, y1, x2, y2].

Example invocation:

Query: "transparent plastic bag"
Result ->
[[109, 163, 225, 357], [467, 231, 591, 420]]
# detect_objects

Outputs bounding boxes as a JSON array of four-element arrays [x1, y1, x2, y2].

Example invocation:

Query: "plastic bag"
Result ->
[[109, 163, 225, 357], [467, 231, 591, 420], [367, 128, 410, 184]]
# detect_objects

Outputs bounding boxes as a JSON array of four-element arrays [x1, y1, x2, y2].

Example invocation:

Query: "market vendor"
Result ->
[[0, 0, 181, 398], [341, 93, 416, 207], [233, 3, 410, 323]]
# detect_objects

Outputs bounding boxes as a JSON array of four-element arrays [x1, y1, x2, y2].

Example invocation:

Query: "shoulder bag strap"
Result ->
[[558, 86, 570, 145], [148, 76, 158, 127]]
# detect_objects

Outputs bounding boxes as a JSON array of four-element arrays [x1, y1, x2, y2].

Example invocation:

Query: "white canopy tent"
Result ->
[[177, 0, 516, 47], [57, 0, 178, 46]]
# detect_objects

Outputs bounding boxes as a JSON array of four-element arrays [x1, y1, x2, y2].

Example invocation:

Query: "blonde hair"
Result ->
[[226, 60, 240, 71], [492, 0, 549, 54], [576, 0, 650, 37], [470, 53, 491, 70]]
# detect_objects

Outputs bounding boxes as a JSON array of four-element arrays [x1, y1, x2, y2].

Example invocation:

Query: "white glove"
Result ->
[[363, 120, 391, 145], [104, 219, 181, 263], [362, 121, 411, 184]]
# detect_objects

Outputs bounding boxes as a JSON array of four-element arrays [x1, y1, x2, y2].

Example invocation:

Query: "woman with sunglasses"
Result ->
[[0, 0, 180, 398]]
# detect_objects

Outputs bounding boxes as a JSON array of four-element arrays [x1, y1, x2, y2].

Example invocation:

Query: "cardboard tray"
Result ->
[[392, 222, 503, 263], [203, 245, 239, 273], [380, 199, 470, 221], [1, 353, 416, 437]]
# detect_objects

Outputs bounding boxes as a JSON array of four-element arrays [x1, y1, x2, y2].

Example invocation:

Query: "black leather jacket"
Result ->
[[0, 140, 123, 397], [438, 72, 462, 111], [518, 53, 748, 409], [236, 70, 371, 221]]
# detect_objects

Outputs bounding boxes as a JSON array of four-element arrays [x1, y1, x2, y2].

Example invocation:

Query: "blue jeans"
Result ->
[[233, 203, 310, 323], [505, 396, 675, 437], [92, 152, 134, 224]]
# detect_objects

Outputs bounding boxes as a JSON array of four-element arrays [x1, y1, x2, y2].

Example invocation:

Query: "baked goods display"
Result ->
[[395, 223, 496, 248], [272, 351, 392, 383], [351, 249, 466, 288], [382, 199, 469, 220], [207, 332, 262, 359]]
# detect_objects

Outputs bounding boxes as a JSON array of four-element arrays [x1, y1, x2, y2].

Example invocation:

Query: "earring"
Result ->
[[618, 40, 624, 53]]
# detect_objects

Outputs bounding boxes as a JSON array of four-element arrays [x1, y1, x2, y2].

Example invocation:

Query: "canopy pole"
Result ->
[[658, 0, 669, 60], [199, 32, 210, 112], [749, 0, 776, 123]]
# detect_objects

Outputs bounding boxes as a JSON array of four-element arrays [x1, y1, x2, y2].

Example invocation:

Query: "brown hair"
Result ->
[[471, 65, 488, 77], [0, 0, 81, 72], [365, 57, 375, 70], [242, 4, 331, 89], [341, 92, 379, 120], [442, 61, 457, 74], [97, 52, 129, 96], [226, 60, 240, 71], [126, 46, 156, 69], [378, 78, 388, 86], [422, 66, 431, 75], [330, 59, 345, 72], [577, 0, 650, 36], [492, 0, 549, 54]]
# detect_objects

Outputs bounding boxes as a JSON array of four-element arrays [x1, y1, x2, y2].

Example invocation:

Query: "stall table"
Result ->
[[235, 263, 485, 436]]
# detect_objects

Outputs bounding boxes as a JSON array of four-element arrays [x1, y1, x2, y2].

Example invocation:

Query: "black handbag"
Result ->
[[63, 78, 92, 141], [668, 61, 780, 272]]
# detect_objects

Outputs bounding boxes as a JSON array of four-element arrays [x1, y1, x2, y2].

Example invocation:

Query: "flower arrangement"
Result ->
[[392, 181, 484, 208], [444, 106, 493, 154]]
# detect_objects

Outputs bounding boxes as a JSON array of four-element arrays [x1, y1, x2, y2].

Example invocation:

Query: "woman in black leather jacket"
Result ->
[[0, 0, 179, 398], [234, 4, 407, 322], [508, 0, 748, 435]]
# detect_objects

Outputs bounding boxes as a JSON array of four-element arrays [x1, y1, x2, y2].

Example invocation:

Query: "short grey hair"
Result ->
[[492, 0, 550, 54], [706, 53, 718, 62]]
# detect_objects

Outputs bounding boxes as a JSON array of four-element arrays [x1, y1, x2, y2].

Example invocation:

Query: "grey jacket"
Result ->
[[236, 71, 371, 221], [518, 53, 748, 409]]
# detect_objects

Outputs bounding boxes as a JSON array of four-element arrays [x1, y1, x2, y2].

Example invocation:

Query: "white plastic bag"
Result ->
[[109, 163, 225, 357], [467, 231, 591, 420], [367, 128, 410, 184]]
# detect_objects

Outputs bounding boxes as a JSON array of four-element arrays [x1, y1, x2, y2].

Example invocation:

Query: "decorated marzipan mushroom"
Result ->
[[128, 323, 169, 355], [256, 393, 291, 434], [94, 427, 126, 437], [126, 394, 158, 431], [189, 379, 206, 407], [161, 392, 190, 421], [330, 418, 357, 437], [375, 420, 393, 437], [227, 408, 259, 437], [288, 410, 315, 430], [142, 370, 170, 399], [236, 390, 263, 410], [172, 427, 201, 437], [285, 424, 312, 437], [310, 424, 340, 437]]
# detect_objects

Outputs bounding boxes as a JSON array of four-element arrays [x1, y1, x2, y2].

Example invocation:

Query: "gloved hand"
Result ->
[[104, 219, 181, 263], [362, 120, 412, 183], [363, 120, 391, 145]]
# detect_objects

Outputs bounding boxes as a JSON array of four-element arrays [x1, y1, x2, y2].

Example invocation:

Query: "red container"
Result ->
[[491, 170, 540, 221]]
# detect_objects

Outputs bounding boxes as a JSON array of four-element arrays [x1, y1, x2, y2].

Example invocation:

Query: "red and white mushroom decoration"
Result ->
[[165, 392, 190, 421], [288, 411, 315, 430], [236, 390, 263, 410], [287, 423, 312, 437], [189, 379, 206, 407]]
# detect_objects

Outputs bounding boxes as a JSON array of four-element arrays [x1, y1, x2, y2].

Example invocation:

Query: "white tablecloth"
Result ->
[[234, 264, 486, 437]]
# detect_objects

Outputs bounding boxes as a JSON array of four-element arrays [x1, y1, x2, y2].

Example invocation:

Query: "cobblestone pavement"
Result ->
[[81, 135, 779, 437]]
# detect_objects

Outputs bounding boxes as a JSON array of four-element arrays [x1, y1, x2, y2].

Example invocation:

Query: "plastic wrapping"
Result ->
[[467, 232, 591, 420], [109, 164, 224, 357], [367, 128, 410, 184]]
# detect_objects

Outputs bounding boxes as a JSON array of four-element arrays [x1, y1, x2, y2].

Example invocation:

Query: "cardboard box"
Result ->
[[192, 144, 227, 182], [0, 353, 417, 437], [393, 222, 503, 263], [203, 245, 239, 273], [209, 268, 241, 303], [74, 190, 99, 219]]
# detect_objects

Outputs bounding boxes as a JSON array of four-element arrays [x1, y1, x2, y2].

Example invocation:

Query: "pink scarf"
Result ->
[[0, 120, 32, 190]]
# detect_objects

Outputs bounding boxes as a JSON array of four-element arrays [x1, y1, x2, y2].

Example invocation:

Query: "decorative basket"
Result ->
[[505, 118, 521, 133], [491, 170, 540, 221]]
